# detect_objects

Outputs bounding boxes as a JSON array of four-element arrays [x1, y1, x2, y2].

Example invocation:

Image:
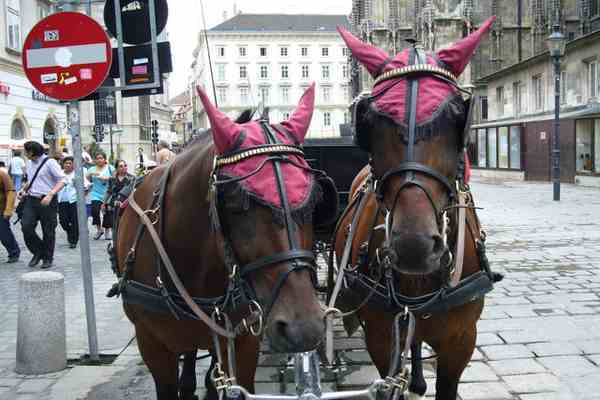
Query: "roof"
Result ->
[[210, 14, 350, 33]]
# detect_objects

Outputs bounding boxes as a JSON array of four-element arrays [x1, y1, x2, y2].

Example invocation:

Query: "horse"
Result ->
[[113, 84, 336, 400], [329, 19, 501, 400]]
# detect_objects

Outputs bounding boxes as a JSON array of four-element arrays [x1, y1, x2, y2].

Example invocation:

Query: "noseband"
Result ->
[[209, 121, 319, 318]]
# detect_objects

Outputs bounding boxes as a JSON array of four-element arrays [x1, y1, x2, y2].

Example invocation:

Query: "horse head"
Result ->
[[339, 17, 494, 275], [197, 84, 325, 352]]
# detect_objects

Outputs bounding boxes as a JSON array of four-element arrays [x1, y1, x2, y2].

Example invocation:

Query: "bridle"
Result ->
[[208, 120, 321, 319]]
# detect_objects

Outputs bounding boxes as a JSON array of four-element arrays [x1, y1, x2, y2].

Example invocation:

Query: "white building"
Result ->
[[190, 14, 352, 139], [0, 0, 67, 163]]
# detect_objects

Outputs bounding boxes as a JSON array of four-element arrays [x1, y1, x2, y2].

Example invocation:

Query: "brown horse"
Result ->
[[330, 19, 499, 400], [115, 85, 329, 400]]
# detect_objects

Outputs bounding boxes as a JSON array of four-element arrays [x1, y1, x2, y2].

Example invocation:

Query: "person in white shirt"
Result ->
[[18, 141, 65, 269], [8, 152, 26, 191], [58, 157, 90, 249]]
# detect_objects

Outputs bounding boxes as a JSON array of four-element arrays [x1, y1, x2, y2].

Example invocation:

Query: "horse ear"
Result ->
[[436, 16, 496, 77], [280, 83, 315, 144], [196, 85, 241, 154], [337, 26, 390, 78]]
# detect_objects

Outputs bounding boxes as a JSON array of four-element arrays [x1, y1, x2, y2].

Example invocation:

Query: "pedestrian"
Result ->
[[102, 159, 134, 239], [8, 151, 26, 191], [19, 141, 65, 269], [0, 168, 20, 263], [58, 157, 89, 248], [82, 145, 93, 168], [61, 147, 69, 159], [136, 147, 146, 175], [86, 151, 114, 240], [156, 140, 175, 165]]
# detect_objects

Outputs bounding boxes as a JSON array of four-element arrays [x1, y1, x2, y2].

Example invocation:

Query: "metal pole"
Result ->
[[109, 124, 114, 163], [62, 0, 100, 362], [552, 55, 561, 201]]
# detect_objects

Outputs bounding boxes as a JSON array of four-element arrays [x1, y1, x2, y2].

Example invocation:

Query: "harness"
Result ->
[[325, 43, 502, 395]]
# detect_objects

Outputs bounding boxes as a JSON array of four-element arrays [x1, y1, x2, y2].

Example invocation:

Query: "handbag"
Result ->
[[14, 157, 50, 223]]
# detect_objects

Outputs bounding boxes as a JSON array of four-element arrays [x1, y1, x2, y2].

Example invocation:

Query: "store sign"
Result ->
[[32, 90, 61, 104]]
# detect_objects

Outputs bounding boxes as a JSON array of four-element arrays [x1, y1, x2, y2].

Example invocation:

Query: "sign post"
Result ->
[[22, 7, 114, 362]]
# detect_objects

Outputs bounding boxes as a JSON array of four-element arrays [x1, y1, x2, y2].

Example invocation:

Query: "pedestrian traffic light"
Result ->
[[92, 125, 105, 142], [151, 119, 159, 145]]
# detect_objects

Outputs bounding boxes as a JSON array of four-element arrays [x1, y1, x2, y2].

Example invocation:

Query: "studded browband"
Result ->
[[374, 64, 458, 87], [216, 144, 304, 167]]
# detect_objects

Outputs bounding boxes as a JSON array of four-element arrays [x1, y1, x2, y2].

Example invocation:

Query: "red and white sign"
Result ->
[[22, 12, 112, 101]]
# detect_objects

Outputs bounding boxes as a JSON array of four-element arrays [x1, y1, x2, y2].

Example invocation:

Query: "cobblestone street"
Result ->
[[0, 179, 599, 399]]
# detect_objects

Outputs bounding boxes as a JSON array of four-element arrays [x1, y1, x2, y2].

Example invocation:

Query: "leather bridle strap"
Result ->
[[127, 190, 236, 338], [450, 190, 467, 287], [240, 250, 315, 277], [377, 162, 455, 199]]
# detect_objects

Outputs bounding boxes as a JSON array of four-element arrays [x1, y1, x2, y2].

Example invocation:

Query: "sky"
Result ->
[[166, 0, 351, 97]]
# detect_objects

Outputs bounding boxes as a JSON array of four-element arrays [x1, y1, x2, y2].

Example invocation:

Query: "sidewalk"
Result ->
[[0, 180, 599, 399]]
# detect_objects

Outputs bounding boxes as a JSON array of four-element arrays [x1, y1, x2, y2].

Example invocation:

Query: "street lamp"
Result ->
[[547, 23, 566, 201], [105, 93, 116, 163]]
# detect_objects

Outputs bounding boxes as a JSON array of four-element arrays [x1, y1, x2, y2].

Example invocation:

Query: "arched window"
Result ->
[[10, 119, 25, 140]]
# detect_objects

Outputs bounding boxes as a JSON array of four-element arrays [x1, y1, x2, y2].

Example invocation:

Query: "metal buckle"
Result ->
[[144, 206, 160, 225], [248, 300, 264, 336]]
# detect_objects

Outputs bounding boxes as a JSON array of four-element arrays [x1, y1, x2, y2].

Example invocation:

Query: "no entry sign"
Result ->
[[22, 12, 112, 101]]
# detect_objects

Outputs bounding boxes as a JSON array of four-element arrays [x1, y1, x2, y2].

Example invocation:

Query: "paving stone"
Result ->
[[339, 365, 379, 386], [477, 333, 504, 346], [526, 342, 582, 357], [457, 382, 512, 399], [460, 362, 499, 382], [576, 340, 600, 355], [502, 373, 562, 393], [480, 345, 534, 360], [536, 356, 599, 377], [518, 392, 577, 400], [16, 379, 54, 393], [488, 359, 546, 375]]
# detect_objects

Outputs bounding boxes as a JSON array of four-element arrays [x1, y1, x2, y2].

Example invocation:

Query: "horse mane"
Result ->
[[183, 108, 255, 150]]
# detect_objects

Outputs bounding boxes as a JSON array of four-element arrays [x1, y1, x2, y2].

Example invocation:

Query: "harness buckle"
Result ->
[[229, 264, 238, 279], [144, 207, 160, 225], [155, 276, 163, 288], [248, 300, 264, 336]]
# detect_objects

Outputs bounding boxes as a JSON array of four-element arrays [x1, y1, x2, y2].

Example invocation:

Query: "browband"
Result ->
[[216, 144, 304, 167], [374, 64, 458, 87]]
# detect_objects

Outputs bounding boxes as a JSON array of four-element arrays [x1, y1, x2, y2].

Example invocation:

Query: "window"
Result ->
[[587, 61, 598, 99], [10, 119, 25, 140], [532, 75, 543, 110], [259, 87, 270, 105], [323, 112, 331, 127], [481, 96, 488, 121], [342, 47, 349, 57], [217, 46, 225, 57], [592, 0, 599, 16], [498, 126, 509, 168], [239, 46, 247, 57], [322, 86, 331, 103], [217, 88, 227, 105], [6, 0, 21, 51], [301, 65, 310, 79], [487, 128, 498, 168], [496, 87, 504, 117], [260, 65, 268, 79], [344, 111, 350, 124], [240, 87, 249, 105], [321, 47, 329, 57], [477, 129, 487, 167], [322, 65, 330, 80], [510, 126, 522, 169], [301, 47, 308, 57], [342, 64, 349, 79], [239, 65, 247, 79], [560, 71, 567, 104], [259, 47, 267, 57], [216, 64, 226, 81], [576, 119, 600, 173], [513, 82, 523, 117], [280, 47, 288, 57], [280, 87, 289, 104], [282, 112, 290, 120], [281, 65, 289, 79]]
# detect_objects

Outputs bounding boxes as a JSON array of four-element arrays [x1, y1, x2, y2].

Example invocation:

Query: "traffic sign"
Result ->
[[22, 12, 113, 101]]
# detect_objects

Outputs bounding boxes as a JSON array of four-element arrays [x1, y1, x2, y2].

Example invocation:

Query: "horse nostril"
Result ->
[[432, 235, 445, 255], [275, 319, 288, 339]]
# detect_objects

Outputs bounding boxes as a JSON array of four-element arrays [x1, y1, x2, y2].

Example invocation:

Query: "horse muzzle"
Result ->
[[386, 232, 446, 275], [266, 309, 325, 353]]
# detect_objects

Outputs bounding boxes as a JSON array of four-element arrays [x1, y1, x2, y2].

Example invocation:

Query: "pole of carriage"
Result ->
[[62, 0, 100, 361]]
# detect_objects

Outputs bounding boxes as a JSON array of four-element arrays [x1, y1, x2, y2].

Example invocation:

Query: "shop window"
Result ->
[[487, 128, 498, 168], [498, 126, 509, 168], [477, 129, 487, 167], [10, 119, 25, 140], [510, 126, 522, 169], [576, 119, 594, 173]]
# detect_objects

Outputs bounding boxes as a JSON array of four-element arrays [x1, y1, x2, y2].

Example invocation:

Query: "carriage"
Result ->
[[109, 17, 502, 400]]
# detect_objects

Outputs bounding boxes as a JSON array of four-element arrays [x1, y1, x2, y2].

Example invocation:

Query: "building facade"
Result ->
[[190, 14, 352, 139], [0, 0, 67, 164]]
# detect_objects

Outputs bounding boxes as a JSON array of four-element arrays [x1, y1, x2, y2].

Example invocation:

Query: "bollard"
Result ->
[[16, 271, 67, 374]]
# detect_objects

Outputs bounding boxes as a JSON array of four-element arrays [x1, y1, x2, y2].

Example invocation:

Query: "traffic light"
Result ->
[[151, 119, 159, 145]]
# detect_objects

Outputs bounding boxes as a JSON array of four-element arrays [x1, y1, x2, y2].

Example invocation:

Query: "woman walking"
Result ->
[[58, 157, 90, 248], [102, 160, 134, 237], [86, 152, 114, 240]]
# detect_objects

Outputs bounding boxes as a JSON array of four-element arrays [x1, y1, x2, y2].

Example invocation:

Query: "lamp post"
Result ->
[[546, 23, 566, 201], [105, 93, 116, 163]]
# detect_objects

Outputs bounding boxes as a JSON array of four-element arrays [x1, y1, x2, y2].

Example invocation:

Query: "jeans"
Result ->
[[21, 197, 58, 261], [0, 216, 20, 258], [11, 174, 22, 191], [58, 202, 79, 245]]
